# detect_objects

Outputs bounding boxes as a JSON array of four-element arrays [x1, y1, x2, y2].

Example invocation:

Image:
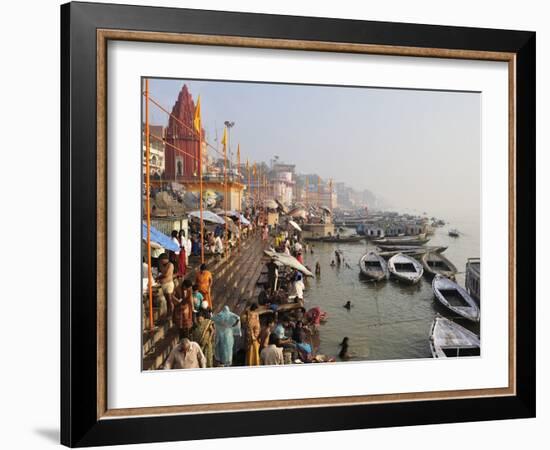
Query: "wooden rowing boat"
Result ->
[[304, 235, 363, 243], [388, 253, 424, 284], [432, 275, 480, 322], [376, 244, 447, 253], [429, 316, 480, 358], [373, 236, 430, 246], [421, 251, 457, 279], [359, 251, 389, 281]]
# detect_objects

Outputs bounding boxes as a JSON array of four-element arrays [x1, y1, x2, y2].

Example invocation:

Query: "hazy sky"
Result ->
[[147, 78, 480, 218]]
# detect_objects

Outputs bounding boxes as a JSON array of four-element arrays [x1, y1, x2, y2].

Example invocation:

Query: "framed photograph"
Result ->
[[61, 2, 535, 447]]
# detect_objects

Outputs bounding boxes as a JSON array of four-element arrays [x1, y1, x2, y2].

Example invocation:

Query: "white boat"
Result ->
[[429, 316, 480, 358], [373, 235, 429, 246], [388, 253, 424, 283], [359, 251, 389, 281], [432, 275, 480, 322], [421, 251, 457, 279]]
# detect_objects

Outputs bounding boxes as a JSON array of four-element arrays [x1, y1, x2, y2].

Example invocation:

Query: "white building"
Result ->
[[142, 125, 165, 178]]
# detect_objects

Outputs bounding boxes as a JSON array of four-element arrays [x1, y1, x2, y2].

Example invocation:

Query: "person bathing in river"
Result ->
[[343, 300, 352, 310], [315, 261, 321, 275], [339, 337, 351, 361], [330, 260, 336, 267]]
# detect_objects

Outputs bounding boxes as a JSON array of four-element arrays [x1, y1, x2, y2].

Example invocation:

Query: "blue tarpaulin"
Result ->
[[142, 223, 180, 252]]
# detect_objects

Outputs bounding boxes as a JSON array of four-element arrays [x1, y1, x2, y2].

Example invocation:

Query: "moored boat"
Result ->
[[429, 316, 480, 358], [448, 229, 460, 237], [465, 257, 480, 303], [359, 251, 389, 281], [421, 251, 457, 279], [432, 275, 480, 322], [305, 234, 363, 243], [373, 235, 430, 246], [376, 244, 447, 253], [388, 253, 424, 283]]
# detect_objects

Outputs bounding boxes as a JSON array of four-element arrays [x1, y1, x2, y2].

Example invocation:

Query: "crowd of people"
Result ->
[[158, 219, 336, 370]]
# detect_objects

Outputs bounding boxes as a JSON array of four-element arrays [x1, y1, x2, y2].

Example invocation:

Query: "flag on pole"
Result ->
[[221, 127, 227, 147], [193, 95, 201, 133], [237, 144, 241, 175]]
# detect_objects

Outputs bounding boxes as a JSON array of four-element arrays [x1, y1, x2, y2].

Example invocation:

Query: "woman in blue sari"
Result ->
[[212, 306, 241, 366]]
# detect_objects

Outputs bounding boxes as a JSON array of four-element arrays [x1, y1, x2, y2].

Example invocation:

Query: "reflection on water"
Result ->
[[302, 218, 480, 361]]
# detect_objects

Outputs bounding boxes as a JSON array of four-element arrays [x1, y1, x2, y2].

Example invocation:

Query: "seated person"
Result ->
[[192, 284, 204, 312], [257, 285, 271, 305], [292, 321, 313, 362]]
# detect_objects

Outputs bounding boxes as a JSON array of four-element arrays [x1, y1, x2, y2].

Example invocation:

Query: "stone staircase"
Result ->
[[142, 233, 268, 370]]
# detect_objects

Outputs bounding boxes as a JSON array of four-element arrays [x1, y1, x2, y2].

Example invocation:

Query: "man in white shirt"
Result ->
[[260, 334, 284, 365], [214, 235, 224, 255], [164, 338, 206, 369]]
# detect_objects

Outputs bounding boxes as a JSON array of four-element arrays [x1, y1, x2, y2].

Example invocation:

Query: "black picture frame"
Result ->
[[61, 1, 535, 447]]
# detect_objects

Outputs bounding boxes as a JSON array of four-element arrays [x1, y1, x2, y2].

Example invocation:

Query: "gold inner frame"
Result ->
[[96, 29, 517, 420]]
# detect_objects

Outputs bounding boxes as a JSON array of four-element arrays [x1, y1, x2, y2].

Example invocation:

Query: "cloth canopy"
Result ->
[[141, 223, 179, 252], [263, 250, 314, 277], [219, 210, 251, 226], [188, 210, 226, 225], [288, 220, 302, 232]]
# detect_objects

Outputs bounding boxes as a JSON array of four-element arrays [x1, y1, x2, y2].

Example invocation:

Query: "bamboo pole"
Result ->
[[145, 79, 154, 331], [305, 175, 308, 208], [199, 132, 205, 264], [223, 127, 228, 253]]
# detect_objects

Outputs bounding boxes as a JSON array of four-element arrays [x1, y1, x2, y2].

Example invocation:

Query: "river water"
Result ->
[[301, 217, 480, 361]]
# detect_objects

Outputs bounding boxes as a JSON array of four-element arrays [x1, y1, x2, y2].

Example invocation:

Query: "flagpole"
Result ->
[[305, 175, 308, 209], [199, 131, 204, 264], [145, 79, 154, 332], [317, 175, 321, 207], [237, 145, 241, 212], [223, 127, 228, 254], [247, 159, 250, 209]]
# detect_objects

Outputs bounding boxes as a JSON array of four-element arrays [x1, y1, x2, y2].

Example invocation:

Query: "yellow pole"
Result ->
[[237, 145, 241, 212], [247, 159, 250, 207], [329, 178, 333, 209], [199, 131, 204, 264], [223, 127, 228, 252], [145, 79, 154, 331], [305, 175, 308, 208], [317, 175, 321, 207]]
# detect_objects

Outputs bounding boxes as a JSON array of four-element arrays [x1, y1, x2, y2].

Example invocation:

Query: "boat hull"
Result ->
[[421, 252, 457, 279], [359, 251, 389, 281], [429, 316, 480, 358], [432, 275, 480, 322], [388, 253, 424, 284]]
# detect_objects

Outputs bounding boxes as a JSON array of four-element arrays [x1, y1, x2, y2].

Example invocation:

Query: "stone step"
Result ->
[[142, 327, 180, 370], [142, 317, 173, 355], [142, 235, 265, 369]]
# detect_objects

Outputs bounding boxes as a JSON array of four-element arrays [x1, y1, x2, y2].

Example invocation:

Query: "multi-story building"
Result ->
[[142, 124, 165, 178], [271, 163, 295, 206]]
